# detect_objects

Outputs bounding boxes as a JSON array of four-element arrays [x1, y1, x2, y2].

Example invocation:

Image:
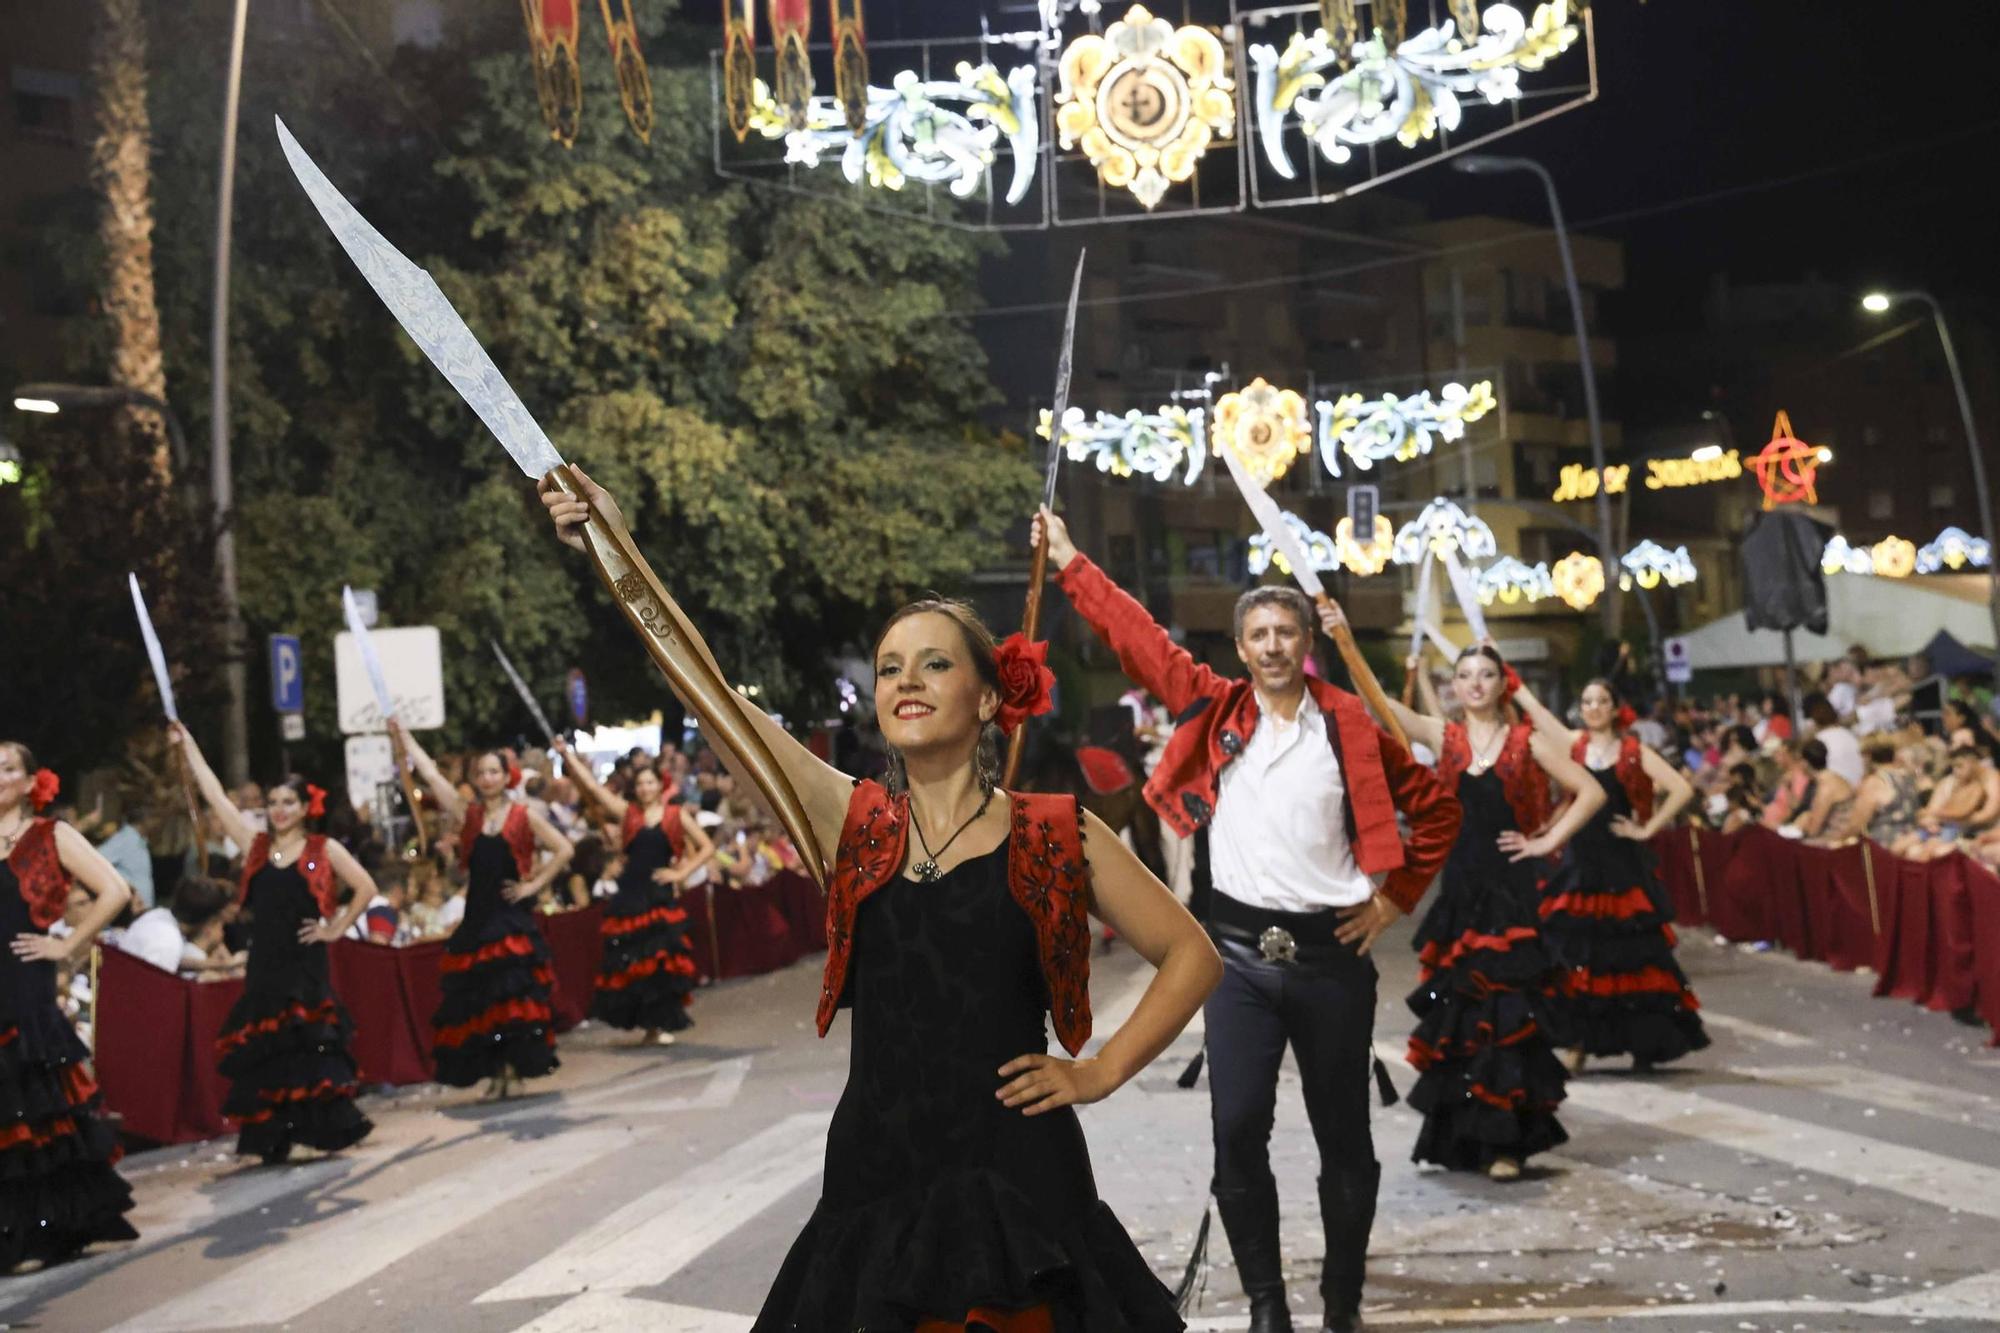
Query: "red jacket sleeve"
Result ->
[[1052, 554, 1230, 718], [1376, 725, 1461, 914]]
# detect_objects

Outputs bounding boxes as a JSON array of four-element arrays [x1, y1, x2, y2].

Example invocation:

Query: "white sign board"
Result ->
[[1493, 636, 1550, 663], [335, 625, 446, 734], [1664, 635, 1693, 684], [343, 734, 395, 812]]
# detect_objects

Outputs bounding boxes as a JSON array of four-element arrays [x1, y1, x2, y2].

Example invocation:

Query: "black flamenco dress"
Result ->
[[755, 843, 1183, 1333], [592, 807, 698, 1032], [0, 832, 138, 1268], [432, 808, 559, 1086], [1539, 752, 1709, 1066], [1407, 727, 1569, 1171], [215, 835, 372, 1162]]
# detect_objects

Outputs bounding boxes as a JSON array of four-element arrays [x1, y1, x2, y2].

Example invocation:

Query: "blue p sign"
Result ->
[[269, 635, 304, 713]]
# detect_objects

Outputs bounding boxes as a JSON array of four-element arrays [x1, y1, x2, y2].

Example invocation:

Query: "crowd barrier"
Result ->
[[1650, 825, 2000, 1043], [94, 871, 831, 1145]]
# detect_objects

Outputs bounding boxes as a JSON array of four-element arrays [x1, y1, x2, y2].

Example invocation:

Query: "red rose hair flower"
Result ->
[[28, 768, 59, 812], [1501, 665, 1523, 701], [304, 783, 328, 819], [506, 759, 523, 789], [992, 634, 1057, 736], [1614, 703, 1639, 731]]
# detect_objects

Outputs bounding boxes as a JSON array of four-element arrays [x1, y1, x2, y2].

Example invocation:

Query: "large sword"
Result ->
[[491, 638, 560, 747], [280, 118, 827, 889], [1001, 250, 1086, 791], [1217, 447, 1408, 749], [344, 585, 429, 850], [1403, 550, 1434, 707], [129, 574, 206, 857], [1440, 547, 1490, 643]]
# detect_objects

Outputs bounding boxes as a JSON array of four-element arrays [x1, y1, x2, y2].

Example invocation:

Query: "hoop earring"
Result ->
[[884, 746, 908, 796], [975, 724, 1001, 796]]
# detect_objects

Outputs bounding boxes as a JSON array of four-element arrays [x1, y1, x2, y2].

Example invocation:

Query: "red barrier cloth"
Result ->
[[329, 939, 438, 1086], [542, 906, 605, 1031], [1925, 856, 1979, 1014], [1817, 843, 1879, 974], [1966, 859, 2000, 1042], [183, 978, 242, 1140], [94, 948, 195, 1143], [1874, 852, 1936, 1005]]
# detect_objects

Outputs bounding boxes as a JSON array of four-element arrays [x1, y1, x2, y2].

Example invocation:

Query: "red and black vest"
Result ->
[[459, 802, 537, 878], [1570, 731, 1654, 822], [1436, 721, 1554, 835], [239, 832, 342, 918], [816, 781, 1094, 1057], [6, 818, 70, 930], [621, 801, 688, 859]]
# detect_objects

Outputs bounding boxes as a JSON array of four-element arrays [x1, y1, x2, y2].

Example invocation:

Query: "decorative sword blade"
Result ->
[[1440, 548, 1490, 642], [1219, 441, 1326, 601], [1409, 549, 1434, 658], [275, 117, 564, 480], [1040, 250, 1087, 512], [491, 639, 559, 745], [343, 585, 397, 725], [128, 573, 178, 723]]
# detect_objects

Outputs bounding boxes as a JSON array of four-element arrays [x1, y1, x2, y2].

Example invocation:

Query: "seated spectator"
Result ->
[[77, 792, 156, 911], [1893, 745, 2000, 861], [1710, 762, 1763, 833], [1838, 740, 1924, 847], [555, 832, 606, 909], [1791, 739, 1854, 843], [1804, 695, 1864, 788], [1761, 741, 1811, 829], [114, 878, 241, 977], [1754, 693, 1795, 744], [592, 852, 624, 900], [349, 865, 408, 943], [404, 866, 455, 939]]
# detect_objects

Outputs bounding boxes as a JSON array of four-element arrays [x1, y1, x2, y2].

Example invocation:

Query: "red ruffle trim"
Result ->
[[1564, 965, 1702, 1005], [231, 1079, 360, 1126], [1417, 925, 1541, 975], [440, 933, 543, 974], [1407, 1017, 1542, 1069], [1539, 886, 1655, 921], [0, 1113, 80, 1151], [1467, 1081, 1562, 1112], [917, 1306, 1054, 1333], [434, 996, 556, 1049], [597, 950, 698, 992], [217, 998, 340, 1056], [600, 903, 689, 938]]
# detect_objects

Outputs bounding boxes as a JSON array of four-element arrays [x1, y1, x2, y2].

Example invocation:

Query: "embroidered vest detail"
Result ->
[[6, 819, 69, 930], [621, 801, 688, 859], [1570, 732, 1654, 823], [1438, 721, 1551, 834], [460, 803, 537, 878], [240, 832, 342, 919], [817, 781, 1095, 1056]]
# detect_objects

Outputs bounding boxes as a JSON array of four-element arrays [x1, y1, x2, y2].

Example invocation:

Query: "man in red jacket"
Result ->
[[1036, 509, 1459, 1333]]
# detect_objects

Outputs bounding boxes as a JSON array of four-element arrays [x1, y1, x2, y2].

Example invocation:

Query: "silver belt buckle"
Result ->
[[1258, 926, 1298, 964]]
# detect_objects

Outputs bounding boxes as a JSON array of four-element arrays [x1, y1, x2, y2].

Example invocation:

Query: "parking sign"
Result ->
[[268, 634, 304, 713]]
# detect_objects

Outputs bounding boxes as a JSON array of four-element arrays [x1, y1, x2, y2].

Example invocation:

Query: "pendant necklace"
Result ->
[[908, 790, 994, 883]]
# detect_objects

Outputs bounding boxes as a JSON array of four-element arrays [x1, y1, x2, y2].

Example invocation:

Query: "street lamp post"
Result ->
[[1454, 154, 1620, 636], [1863, 290, 2000, 684]]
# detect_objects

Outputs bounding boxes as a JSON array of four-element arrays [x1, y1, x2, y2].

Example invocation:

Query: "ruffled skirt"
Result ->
[[216, 979, 372, 1162], [432, 912, 559, 1086], [591, 891, 697, 1033], [1, 1014, 138, 1268]]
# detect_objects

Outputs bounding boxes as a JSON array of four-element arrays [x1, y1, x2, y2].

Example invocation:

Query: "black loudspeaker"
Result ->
[[1740, 509, 1833, 635]]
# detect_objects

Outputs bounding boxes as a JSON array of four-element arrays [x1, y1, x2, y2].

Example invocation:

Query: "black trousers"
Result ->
[[1206, 931, 1381, 1318]]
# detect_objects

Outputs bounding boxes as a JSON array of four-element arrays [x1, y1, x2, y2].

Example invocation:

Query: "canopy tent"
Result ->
[[1918, 629, 1996, 678], [1679, 577, 1997, 670]]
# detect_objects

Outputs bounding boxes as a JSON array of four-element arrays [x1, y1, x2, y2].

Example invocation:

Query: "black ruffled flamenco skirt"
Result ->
[[432, 915, 559, 1087], [591, 893, 697, 1033], [1406, 867, 1569, 1171], [1539, 851, 1710, 1066], [1, 1016, 138, 1269], [216, 982, 373, 1162], [755, 1167, 1185, 1332]]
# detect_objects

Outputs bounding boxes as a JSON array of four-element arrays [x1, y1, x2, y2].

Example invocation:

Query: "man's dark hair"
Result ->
[[1801, 739, 1829, 771], [1804, 693, 1836, 727], [170, 878, 231, 930], [1232, 585, 1312, 640]]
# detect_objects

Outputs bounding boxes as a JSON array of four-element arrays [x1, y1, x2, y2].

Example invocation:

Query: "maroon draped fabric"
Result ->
[[543, 906, 605, 1031], [329, 939, 438, 1086], [95, 947, 196, 1144]]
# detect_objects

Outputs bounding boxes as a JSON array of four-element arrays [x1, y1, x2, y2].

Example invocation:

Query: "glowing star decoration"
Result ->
[[1055, 6, 1235, 210], [1619, 540, 1697, 589], [1747, 410, 1823, 509], [1335, 514, 1396, 575], [1916, 526, 1992, 573], [750, 63, 1041, 204], [1250, 1, 1579, 180], [1317, 379, 1495, 477], [1391, 497, 1497, 565], [1474, 556, 1555, 606], [1214, 378, 1312, 485], [1039, 404, 1207, 485], [1248, 510, 1340, 578], [1551, 551, 1605, 610]]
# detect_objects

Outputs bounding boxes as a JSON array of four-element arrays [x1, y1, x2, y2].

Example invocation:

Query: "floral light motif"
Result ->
[[1335, 515, 1396, 575], [1039, 405, 1207, 485], [1391, 497, 1497, 566], [1619, 540, 1697, 589], [1317, 380, 1495, 477], [1249, 1, 1579, 180], [1916, 526, 1992, 574], [1551, 551, 1605, 610], [750, 63, 1041, 204], [1474, 556, 1555, 606], [1215, 378, 1313, 485], [1822, 534, 1918, 578], [1248, 510, 1340, 578], [1055, 5, 1235, 209]]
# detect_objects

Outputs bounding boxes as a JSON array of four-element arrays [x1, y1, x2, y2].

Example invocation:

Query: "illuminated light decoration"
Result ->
[[1248, 510, 1340, 578], [1551, 550, 1605, 611], [1474, 556, 1555, 606], [1644, 448, 1741, 489], [1249, 1, 1580, 181], [1618, 540, 1697, 590], [1872, 535, 1918, 578], [1551, 461, 1628, 502], [829, 0, 868, 134], [1317, 379, 1495, 477], [598, 0, 654, 143], [721, 0, 756, 141], [770, 0, 813, 130], [751, 63, 1042, 204], [1055, 6, 1236, 210], [1822, 534, 1919, 578], [1820, 534, 1873, 577], [1391, 497, 1497, 565], [1747, 409, 1823, 509], [1319, 0, 1361, 69], [1335, 514, 1396, 575], [1916, 526, 1993, 574], [521, 0, 584, 147], [1214, 377, 1312, 486], [1038, 404, 1207, 485]]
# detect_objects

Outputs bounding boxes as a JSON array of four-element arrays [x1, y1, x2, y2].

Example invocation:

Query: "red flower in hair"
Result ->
[[992, 634, 1057, 736], [1501, 665, 1523, 701], [28, 768, 59, 812], [304, 783, 328, 819], [1615, 704, 1639, 731], [506, 760, 523, 789]]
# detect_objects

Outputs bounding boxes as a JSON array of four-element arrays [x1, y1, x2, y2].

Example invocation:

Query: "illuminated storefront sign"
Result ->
[[1550, 449, 1741, 503]]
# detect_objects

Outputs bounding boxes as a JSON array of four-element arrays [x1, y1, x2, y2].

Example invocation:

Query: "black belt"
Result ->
[[1207, 892, 1356, 965]]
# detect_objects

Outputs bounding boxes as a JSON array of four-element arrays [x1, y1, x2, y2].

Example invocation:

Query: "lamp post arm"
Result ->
[[1918, 292, 2000, 686]]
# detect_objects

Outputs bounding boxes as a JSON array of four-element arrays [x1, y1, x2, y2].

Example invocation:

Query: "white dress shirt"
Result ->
[[116, 906, 186, 973], [1210, 695, 1376, 912]]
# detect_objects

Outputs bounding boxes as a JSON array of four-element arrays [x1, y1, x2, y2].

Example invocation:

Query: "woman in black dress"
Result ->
[[395, 724, 573, 1096], [175, 725, 377, 1163], [1386, 645, 1603, 1181], [1513, 679, 1707, 1072], [542, 470, 1220, 1331], [555, 738, 713, 1046], [0, 741, 138, 1270]]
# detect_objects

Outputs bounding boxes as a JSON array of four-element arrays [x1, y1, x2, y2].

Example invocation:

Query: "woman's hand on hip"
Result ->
[[996, 1053, 1112, 1116]]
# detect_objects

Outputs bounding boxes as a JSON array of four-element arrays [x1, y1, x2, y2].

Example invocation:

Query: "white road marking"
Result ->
[[108, 1129, 629, 1332], [1697, 1008, 1816, 1048], [571, 1055, 753, 1116], [476, 1111, 832, 1304], [506, 1293, 755, 1332], [1731, 1062, 2000, 1126]]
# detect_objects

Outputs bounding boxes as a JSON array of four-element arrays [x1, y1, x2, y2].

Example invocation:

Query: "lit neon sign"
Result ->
[[1551, 449, 1741, 503]]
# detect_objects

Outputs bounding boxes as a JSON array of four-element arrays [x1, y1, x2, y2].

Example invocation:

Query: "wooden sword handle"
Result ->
[[389, 729, 429, 854], [1315, 592, 1410, 752]]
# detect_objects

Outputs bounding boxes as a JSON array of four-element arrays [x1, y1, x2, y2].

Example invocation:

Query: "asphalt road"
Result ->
[[8, 919, 1998, 1332]]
